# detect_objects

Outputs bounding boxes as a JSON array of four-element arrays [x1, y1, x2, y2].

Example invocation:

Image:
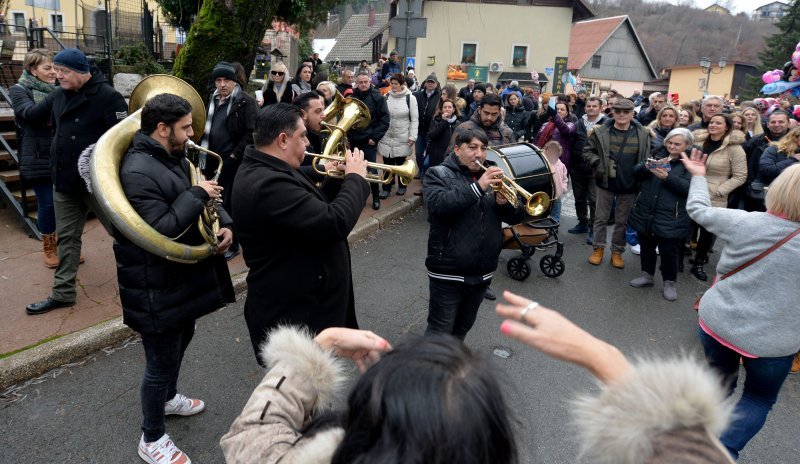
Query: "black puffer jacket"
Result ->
[[504, 105, 529, 141], [627, 156, 691, 239], [9, 83, 54, 181], [348, 85, 390, 145], [426, 115, 461, 167], [414, 88, 441, 135], [114, 132, 234, 335], [48, 72, 127, 194], [423, 153, 524, 282]]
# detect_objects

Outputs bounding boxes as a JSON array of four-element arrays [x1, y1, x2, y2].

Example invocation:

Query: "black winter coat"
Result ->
[[232, 145, 370, 365], [348, 86, 390, 146], [504, 105, 529, 141], [208, 90, 258, 159], [627, 156, 691, 239], [114, 132, 234, 335], [423, 153, 525, 282], [24, 72, 128, 194], [758, 145, 799, 184], [414, 88, 441, 135], [9, 83, 54, 181], [427, 115, 461, 167], [263, 80, 294, 106]]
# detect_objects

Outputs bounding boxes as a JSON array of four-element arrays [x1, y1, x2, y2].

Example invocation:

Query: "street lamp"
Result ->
[[699, 56, 727, 97]]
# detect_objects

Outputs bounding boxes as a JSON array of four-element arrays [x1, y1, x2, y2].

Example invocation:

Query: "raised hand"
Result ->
[[680, 149, 708, 177]]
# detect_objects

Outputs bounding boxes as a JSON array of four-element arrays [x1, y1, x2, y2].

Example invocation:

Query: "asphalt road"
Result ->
[[2, 208, 799, 463]]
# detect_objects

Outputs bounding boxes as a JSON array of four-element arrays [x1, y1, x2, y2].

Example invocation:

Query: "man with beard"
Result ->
[[742, 110, 791, 211], [115, 93, 235, 464]]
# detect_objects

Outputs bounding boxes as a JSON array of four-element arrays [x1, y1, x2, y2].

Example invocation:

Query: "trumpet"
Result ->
[[475, 160, 551, 217], [305, 151, 418, 186]]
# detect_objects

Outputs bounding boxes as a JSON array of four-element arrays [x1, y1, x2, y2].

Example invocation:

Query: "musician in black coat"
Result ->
[[232, 103, 370, 366], [114, 94, 234, 461]]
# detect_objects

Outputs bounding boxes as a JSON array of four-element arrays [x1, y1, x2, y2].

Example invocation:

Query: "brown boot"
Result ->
[[791, 353, 800, 374], [588, 248, 604, 265], [42, 233, 58, 269], [610, 252, 625, 269]]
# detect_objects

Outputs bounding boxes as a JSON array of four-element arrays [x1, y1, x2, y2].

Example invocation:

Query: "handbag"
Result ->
[[746, 180, 767, 202], [693, 226, 800, 311]]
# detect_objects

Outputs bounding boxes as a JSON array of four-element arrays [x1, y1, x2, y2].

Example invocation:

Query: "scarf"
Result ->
[[17, 69, 56, 103], [272, 80, 287, 102], [444, 115, 457, 124], [201, 84, 240, 151]]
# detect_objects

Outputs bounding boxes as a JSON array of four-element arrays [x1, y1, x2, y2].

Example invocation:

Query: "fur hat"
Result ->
[[53, 48, 90, 73], [473, 83, 487, 94]]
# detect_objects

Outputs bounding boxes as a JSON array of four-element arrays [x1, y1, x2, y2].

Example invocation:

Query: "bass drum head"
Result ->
[[486, 142, 555, 219]]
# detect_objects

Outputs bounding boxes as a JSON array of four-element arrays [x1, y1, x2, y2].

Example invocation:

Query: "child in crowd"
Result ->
[[543, 141, 568, 225]]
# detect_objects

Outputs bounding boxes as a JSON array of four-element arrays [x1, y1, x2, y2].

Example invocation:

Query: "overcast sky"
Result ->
[[654, 0, 786, 14]]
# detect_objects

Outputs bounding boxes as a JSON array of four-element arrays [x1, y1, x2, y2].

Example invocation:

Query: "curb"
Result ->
[[0, 198, 422, 389]]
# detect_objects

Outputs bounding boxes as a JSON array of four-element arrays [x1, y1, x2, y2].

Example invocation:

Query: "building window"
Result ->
[[461, 43, 477, 65], [512, 45, 528, 67], [12, 12, 25, 28], [591, 55, 601, 68], [50, 13, 63, 32]]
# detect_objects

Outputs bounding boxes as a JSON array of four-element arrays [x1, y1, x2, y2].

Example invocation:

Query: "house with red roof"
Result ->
[[567, 15, 657, 97]]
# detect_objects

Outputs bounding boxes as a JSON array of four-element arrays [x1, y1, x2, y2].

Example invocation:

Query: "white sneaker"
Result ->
[[138, 434, 191, 464], [164, 393, 205, 416], [631, 244, 641, 255]]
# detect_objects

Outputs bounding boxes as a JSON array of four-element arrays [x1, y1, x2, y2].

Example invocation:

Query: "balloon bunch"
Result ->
[[760, 42, 800, 97], [753, 97, 782, 118]]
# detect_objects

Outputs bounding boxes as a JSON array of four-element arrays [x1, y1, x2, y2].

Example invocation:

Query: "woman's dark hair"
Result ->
[[703, 113, 733, 153], [231, 61, 248, 88], [435, 98, 461, 118], [141, 93, 192, 135], [295, 64, 312, 83], [390, 72, 405, 85], [331, 336, 517, 464]]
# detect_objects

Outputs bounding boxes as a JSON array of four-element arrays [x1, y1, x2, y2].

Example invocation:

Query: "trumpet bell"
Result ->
[[525, 192, 551, 217]]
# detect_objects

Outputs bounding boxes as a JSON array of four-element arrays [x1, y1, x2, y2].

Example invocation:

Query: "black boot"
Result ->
[[372, 193, 381, 210], [26, 297, 74, 315], [691, 263, 707, 282]]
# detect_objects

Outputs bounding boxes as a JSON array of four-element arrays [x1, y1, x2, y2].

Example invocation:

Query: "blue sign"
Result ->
[[545, 67, 554, 75], [405, 57, 416, 70]]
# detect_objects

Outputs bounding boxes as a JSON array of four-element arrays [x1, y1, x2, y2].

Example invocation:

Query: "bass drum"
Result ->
[[486, 142, 555, 219]]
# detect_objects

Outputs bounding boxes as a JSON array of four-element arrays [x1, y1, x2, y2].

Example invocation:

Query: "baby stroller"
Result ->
[[485, 143, 565, 280], [502, 216, 565, 280]]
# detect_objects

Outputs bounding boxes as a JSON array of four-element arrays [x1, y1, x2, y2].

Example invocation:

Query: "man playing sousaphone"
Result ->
[[113, 93, 235, 464]]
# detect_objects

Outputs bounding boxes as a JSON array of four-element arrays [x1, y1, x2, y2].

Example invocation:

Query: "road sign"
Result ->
[[395, 38, 417, 57], [405, 57, 416, 69], [389, 17, 427, 38]]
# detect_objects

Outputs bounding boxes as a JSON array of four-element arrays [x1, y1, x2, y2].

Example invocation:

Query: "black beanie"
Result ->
[[473, 83, 487, 94], [53, 48, 90, 73], [211, 62, 237, 82]]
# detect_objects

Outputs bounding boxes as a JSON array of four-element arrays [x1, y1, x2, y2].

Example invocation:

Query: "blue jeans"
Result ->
[[425, 278, 488, 340], [698, 327, 793, 459], [140, 322, 195, 442], [31, 180, 55, 234], [550, 199, 562, 224]]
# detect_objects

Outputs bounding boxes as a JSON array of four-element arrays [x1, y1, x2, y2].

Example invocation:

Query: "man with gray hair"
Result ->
[[636, 92, 666, 126], [688, 95, 724, 131]]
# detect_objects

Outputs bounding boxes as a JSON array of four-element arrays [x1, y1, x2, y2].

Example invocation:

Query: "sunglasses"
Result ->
[[271, 71, 285, 76]]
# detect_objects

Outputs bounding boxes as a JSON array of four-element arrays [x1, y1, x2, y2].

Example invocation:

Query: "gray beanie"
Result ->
[[211, 62, 237, 82]]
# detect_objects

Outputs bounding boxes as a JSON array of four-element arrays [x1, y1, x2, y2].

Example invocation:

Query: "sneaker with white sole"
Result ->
[[630, 244, 641, 255], [164, 393, 205, 416], [138, 434, 191, 464]]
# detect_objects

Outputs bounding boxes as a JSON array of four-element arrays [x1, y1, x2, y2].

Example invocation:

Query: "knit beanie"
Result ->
[[473, 83, 487, 94], [53, 48, 90, 73], [211, 62, 238, 82]]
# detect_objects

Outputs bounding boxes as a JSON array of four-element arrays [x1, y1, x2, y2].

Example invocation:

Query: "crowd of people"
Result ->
[[9, 47, 800, 464]]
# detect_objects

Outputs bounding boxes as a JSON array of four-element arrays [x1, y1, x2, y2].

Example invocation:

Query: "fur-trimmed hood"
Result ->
[[693, 129, 745, 150], [573, 356, 735, 464]]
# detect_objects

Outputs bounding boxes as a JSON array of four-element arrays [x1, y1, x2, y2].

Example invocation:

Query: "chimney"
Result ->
[[368, 6, 376, 27]]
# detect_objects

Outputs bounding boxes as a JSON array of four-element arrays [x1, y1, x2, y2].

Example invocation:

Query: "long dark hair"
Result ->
[[703, 113, 732, 153], [330, 335, 518, 464]]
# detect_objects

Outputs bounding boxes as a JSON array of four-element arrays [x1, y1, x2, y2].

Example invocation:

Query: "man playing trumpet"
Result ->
[[423, 128, 525, 340], [232, 103, 370, 366]]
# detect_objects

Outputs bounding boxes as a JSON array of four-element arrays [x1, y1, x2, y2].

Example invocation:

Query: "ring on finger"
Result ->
[[519, 302, 539, 325]]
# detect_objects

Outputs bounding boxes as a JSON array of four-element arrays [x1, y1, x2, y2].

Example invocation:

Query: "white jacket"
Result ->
[[378, 88, 419, 158]]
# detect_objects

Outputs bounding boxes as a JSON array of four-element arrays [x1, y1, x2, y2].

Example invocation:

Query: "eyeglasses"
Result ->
[[271, 71, 285, 76]]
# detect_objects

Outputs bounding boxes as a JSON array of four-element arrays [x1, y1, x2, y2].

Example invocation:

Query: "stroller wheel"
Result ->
[[540, 255, 565, 278], [507, 257, 531, 281]]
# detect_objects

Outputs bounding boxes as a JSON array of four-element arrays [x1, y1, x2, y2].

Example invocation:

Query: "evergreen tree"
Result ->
[[743, 0, 800, 99]]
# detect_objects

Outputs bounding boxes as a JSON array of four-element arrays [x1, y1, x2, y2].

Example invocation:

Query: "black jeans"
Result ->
[[695, 225, 714, 262], [354, 142, 380, 198], [381, 156, 408, 191], [140, 321, 195, 442], [571, 174, 596, 226], [425, 278, 488, 340], [637, 233, 681, 281]]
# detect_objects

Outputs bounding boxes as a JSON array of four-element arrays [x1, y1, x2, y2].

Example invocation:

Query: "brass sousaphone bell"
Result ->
[[90, 75, 222, 263]]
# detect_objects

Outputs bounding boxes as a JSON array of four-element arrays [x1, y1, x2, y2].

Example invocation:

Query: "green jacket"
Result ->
[[582, 118, 651, 190]]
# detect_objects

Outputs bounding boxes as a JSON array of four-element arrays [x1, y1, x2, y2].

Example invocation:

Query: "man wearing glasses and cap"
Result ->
[[583, 98, 651, 269]]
